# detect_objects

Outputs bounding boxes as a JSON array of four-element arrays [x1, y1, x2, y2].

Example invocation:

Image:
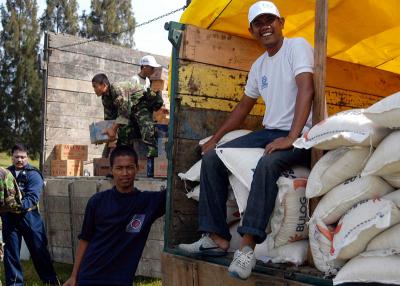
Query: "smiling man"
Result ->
[[178, 1, 314, 280], [63, 145, 166, 286]]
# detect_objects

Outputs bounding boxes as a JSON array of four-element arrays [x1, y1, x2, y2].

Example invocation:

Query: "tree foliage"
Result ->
[[83, 0, 136, 47], [0, 0, 42, 157], [40, 0, 80, 35]]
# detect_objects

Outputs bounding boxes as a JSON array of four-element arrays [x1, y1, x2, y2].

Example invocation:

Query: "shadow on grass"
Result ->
[[0, 260, 161, 286]]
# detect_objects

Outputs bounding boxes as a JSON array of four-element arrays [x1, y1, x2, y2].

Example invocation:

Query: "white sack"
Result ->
[[267, 177, 308, 249], [215, 147, 309, 190], [186, 185, 200, 201], [228, 175, 249, 214], [382, 173, 400, 188], [382, 190, 400, 207], [306, 147, 371, 198], [312, 175, 393, 224], [330, 199, 400, 260], [255, 240, 308, 266], [178, 159, 202, 181], [308, 218, 345, 274], [293, 109, 389, 150], [199, 129, 252, 146], [333, 255, 400, 285], [362, 130, 400, 176], [364, 91, 400, 128], [367, 224, 400, 252]]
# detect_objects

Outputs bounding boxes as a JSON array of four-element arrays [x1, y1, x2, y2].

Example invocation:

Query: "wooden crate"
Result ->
[[151, 79, 168, 91], [93, 158, 110, 176], [51, 160, 83, 176], [54, 144, 88, 161], [150, 67, 168, 81]]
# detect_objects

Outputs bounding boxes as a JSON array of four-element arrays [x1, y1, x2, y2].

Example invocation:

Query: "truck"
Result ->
[[161, 0, 400, 285]]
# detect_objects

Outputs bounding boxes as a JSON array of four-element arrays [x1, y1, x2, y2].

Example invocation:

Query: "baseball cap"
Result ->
[[248, 1, 281, 24], [140, 55, 161, 68]]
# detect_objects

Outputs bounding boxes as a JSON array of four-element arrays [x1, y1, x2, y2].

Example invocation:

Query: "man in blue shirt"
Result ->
[[63, 145, 166, 286], [2, 143, 59, 286]]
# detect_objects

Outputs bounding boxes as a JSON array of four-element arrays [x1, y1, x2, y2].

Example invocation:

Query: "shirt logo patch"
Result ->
[[261, 75, 268, 89], [126, 214, 146, 233]]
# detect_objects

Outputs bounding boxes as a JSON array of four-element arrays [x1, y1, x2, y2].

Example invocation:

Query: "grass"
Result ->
[[0, 152, 39, 169], [0, 259, 162, 285]]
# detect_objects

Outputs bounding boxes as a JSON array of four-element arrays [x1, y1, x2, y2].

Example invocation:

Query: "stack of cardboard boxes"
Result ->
[[151, 67, 170, 125], [51, 144, 88, 176]]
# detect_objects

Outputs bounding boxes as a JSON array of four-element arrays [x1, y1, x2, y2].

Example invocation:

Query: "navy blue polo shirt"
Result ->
[[77, 187, 166, 286]]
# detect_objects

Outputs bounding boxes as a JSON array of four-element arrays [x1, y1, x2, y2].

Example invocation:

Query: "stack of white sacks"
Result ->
[[179, 131, 312, 266], [293, 91, 400, 285]]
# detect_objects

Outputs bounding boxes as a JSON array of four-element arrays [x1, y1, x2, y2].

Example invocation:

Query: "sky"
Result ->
[[0, 0, 187, 57]]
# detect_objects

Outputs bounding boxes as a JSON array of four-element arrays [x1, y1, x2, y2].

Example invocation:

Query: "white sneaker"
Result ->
[[228, 246, 256, 280], [177, 234, 227, 257]]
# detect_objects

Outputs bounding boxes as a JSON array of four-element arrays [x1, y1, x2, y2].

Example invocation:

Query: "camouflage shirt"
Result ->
[[101, 78, 163, 125], [0, 167, 22, 213]]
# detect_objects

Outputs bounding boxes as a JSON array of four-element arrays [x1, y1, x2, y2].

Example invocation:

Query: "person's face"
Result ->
[[111, 155, 137, 191], [92, 82, 108, 97], [249, 14, 285, 50], [141, 65, 155, 77], [12, 150, 28, 170]]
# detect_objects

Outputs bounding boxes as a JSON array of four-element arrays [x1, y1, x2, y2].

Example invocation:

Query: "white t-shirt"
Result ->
[[245, 37, 314, 132], [131, 74, 150, 91]]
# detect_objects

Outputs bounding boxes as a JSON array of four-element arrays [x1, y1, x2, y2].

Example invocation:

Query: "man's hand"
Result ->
[[103, 127, 117, 141], [63, 276, 76, 286], [201, 138, 218, 155], [264, 136, 296, 154]]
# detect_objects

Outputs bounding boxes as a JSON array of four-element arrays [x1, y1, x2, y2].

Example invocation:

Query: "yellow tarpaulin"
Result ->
[[180, 0, 400, 74]]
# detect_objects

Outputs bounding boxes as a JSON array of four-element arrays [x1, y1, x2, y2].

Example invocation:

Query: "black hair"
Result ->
[[109, 145, 138, 167], [11, 143, 28, 155], [92, 73, 110, 86]]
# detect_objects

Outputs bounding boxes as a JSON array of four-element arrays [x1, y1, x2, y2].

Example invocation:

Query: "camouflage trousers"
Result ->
[[117, 107, 158, 157]]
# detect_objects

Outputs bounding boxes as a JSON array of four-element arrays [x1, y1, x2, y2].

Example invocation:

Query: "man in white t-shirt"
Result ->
[[178, 1, 314, 280]]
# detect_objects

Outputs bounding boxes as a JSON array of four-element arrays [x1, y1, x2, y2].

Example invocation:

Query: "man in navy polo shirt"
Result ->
[[63, 145, 166, 286]]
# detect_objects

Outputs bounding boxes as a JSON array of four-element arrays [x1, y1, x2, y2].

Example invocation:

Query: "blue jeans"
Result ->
[[198, 129, 310, 244]]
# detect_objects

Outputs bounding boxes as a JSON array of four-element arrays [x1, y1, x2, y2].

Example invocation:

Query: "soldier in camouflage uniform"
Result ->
[[92, 56, 163, 157]]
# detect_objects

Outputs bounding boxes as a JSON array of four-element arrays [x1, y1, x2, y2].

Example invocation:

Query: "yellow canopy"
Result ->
[[180, 0, 400, 74]]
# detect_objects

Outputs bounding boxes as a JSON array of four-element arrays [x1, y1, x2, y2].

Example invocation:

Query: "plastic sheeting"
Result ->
[[180, 0, 400, 74]]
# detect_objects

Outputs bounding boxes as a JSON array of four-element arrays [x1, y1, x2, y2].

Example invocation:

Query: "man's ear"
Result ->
[[248, 25, 255, 37], [279, 17, 285, 29]]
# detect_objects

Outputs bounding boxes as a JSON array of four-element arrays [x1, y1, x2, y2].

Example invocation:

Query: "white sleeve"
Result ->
[[290, 38, 314, 76], [244, 62, 260, 99]]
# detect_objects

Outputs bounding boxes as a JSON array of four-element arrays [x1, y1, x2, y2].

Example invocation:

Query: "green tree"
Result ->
[[0, 0, 42, 157], [40, 0, 80, 35], [84, 0, 135, 47]]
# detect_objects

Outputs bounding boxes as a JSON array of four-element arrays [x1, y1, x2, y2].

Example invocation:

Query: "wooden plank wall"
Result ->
[[43, 33, 170, 175], [42, 177, 166, 278], [168, 24, 400, 246]]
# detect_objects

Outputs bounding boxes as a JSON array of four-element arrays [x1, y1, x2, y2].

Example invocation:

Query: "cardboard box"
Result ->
[[54, 144, 88, 161], [151, 80, 168, 91], [137, 159, 147, 177], [51, 160, 83, 176], [157, 138, 168, 157], [149, 67, 168, 81], [93, 158, 111, 176], [154, 157, 168, 178], [89, 120, 114, 144]]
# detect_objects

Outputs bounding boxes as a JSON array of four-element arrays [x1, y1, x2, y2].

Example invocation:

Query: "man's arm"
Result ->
[[265, 72, 314, 154], [63, 239, 89, 286], [201, 95, 257, 154], [21, 170, 43, 210]]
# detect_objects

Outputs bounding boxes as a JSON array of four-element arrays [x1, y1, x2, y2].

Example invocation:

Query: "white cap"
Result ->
[[140, 55, 161, 68], [248, 1, 281, 24]]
